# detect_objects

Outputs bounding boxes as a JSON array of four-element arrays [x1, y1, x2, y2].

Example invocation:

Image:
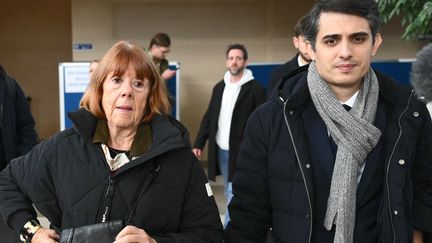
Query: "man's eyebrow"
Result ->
[[322, 34, 341, 40], [321, 32, 370, 39], [350, 31, 369, 37]]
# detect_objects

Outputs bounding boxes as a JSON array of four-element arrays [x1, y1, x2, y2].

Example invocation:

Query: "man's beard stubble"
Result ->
[[299, 51, 312, 63], [229, 66, 244, 76]]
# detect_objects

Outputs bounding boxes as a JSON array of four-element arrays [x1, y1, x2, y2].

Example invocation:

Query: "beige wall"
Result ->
[[0, 1, 423, 149], [0, 0, 424, 144], [72, 0, 320, 149], [72, 0, 425, 156], [0, 1, 72, 139]]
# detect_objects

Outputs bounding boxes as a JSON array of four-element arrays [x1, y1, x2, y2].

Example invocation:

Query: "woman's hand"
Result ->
[[114, 225, 156, 243], [413, 230, 424, 243], [31, 227, 59, 243]]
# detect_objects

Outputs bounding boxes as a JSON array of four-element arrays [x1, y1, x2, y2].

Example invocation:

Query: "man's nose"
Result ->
[[339, 40, 353, 59]]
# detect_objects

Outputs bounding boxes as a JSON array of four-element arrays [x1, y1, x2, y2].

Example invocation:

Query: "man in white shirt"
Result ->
[[193, 44, 265, 227]]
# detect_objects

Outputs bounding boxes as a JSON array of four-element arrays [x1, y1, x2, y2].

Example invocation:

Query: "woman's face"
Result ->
[[102, 65, 150, 130]]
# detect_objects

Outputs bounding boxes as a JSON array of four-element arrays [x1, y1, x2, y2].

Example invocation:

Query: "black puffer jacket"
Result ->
[[225, 68, 432, 243], [0, 66, 38, 170], [0, 108, 223, 242]]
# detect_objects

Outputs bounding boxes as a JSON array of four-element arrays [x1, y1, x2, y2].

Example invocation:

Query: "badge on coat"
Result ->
[[205, 183, 213, 197]]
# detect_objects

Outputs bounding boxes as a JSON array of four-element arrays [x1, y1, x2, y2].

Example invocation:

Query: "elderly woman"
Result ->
[[0, 41, 223, 243]]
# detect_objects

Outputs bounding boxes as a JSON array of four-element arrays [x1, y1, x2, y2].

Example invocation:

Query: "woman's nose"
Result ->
[[120, 82, 133, 97]]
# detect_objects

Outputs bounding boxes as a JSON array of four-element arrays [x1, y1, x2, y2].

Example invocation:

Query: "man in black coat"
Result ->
[[0, 66, 38, 170], [0, 65, 38, 242], [267, 15, 312, 98], [193, 44, 266, 227], [225, 0, 432, 242]]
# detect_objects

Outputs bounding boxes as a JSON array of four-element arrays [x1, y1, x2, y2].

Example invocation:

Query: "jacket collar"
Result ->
[[68, 108, 191, 160], [274, 66, 413, 116], [374, 70, 413, 111], [272, 65, 310, 116]]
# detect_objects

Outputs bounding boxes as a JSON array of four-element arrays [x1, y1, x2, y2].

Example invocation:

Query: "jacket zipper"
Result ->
[[0, 104, 3, 128], [385, 91, 413, 243], [283, 99, 313, 243], [99, 177, 115, 223]]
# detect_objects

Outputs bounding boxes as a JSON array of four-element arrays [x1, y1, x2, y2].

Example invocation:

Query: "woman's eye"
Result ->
[[133, 80, 144, 88], [111, 77, 121, 83]]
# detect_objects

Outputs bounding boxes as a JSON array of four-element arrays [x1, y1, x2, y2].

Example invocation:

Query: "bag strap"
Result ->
[[126, 161, 160, 223]]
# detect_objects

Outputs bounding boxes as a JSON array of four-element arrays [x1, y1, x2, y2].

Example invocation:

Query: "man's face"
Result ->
[[309, 12, 382, 90], [89, 61, 99, 79], [226, 49, 247, 76], [150, 45, 170, 60], [293, 35, 312, 63]]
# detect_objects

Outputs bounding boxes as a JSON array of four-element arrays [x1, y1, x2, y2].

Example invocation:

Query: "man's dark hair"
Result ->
[[303, 0, 381, 50], [149, 33, 171, 49], [226, 44, 248, 60], [294, 15, 309, 37]]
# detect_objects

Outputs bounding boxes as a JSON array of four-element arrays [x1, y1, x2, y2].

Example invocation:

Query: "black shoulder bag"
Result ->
[[60, 162, 160, 243]]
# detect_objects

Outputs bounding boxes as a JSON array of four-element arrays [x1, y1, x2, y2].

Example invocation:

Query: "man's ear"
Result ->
[[371, 33, 382, 56], [293, 36, 299, 49], [306, 41, 316, 60]]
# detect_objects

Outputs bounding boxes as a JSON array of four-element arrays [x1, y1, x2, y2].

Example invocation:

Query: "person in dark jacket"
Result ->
[[0, 65, 38, 171], [148, 33, 176, 81], [225, 1, 432, 243], [267, 15, 312, 98], [0, 66, 38, 242], [193, 44, 266, 227], [0, 41, 222, 243]]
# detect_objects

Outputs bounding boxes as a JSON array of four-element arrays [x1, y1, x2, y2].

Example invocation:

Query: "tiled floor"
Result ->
[[210, 174, 275, 243], [209, 175, 227, 223]]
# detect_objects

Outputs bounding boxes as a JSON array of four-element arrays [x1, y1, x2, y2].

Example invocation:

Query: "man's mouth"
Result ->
[[336, 63, 356, 71]]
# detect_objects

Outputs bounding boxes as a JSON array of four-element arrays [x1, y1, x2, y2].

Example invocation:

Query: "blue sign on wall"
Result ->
[[248, 59, 414, 92], [73, 43, 93, 50]]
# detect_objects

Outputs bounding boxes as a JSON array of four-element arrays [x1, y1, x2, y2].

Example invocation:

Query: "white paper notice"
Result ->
[[64, 66, 90, 93]]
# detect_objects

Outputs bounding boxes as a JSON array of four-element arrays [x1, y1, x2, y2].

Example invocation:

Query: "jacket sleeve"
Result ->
[[193, 109, 210, 150], [224, 109, 272, 242], [267, 68, 280, 98], [153, 150, 223, 242], [253, 84, 266, 109], [193, 86, 218, 150], [412, 102, 432, 236], [10, 77, 38, 156], [0, 138, 60, 234]]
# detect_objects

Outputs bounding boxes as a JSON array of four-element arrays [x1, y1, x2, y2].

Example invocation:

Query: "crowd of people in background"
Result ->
[[0, 0, 431, 242]]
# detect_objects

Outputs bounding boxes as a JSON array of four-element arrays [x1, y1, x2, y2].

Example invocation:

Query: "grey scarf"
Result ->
[[307, 61, 382, 243]]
